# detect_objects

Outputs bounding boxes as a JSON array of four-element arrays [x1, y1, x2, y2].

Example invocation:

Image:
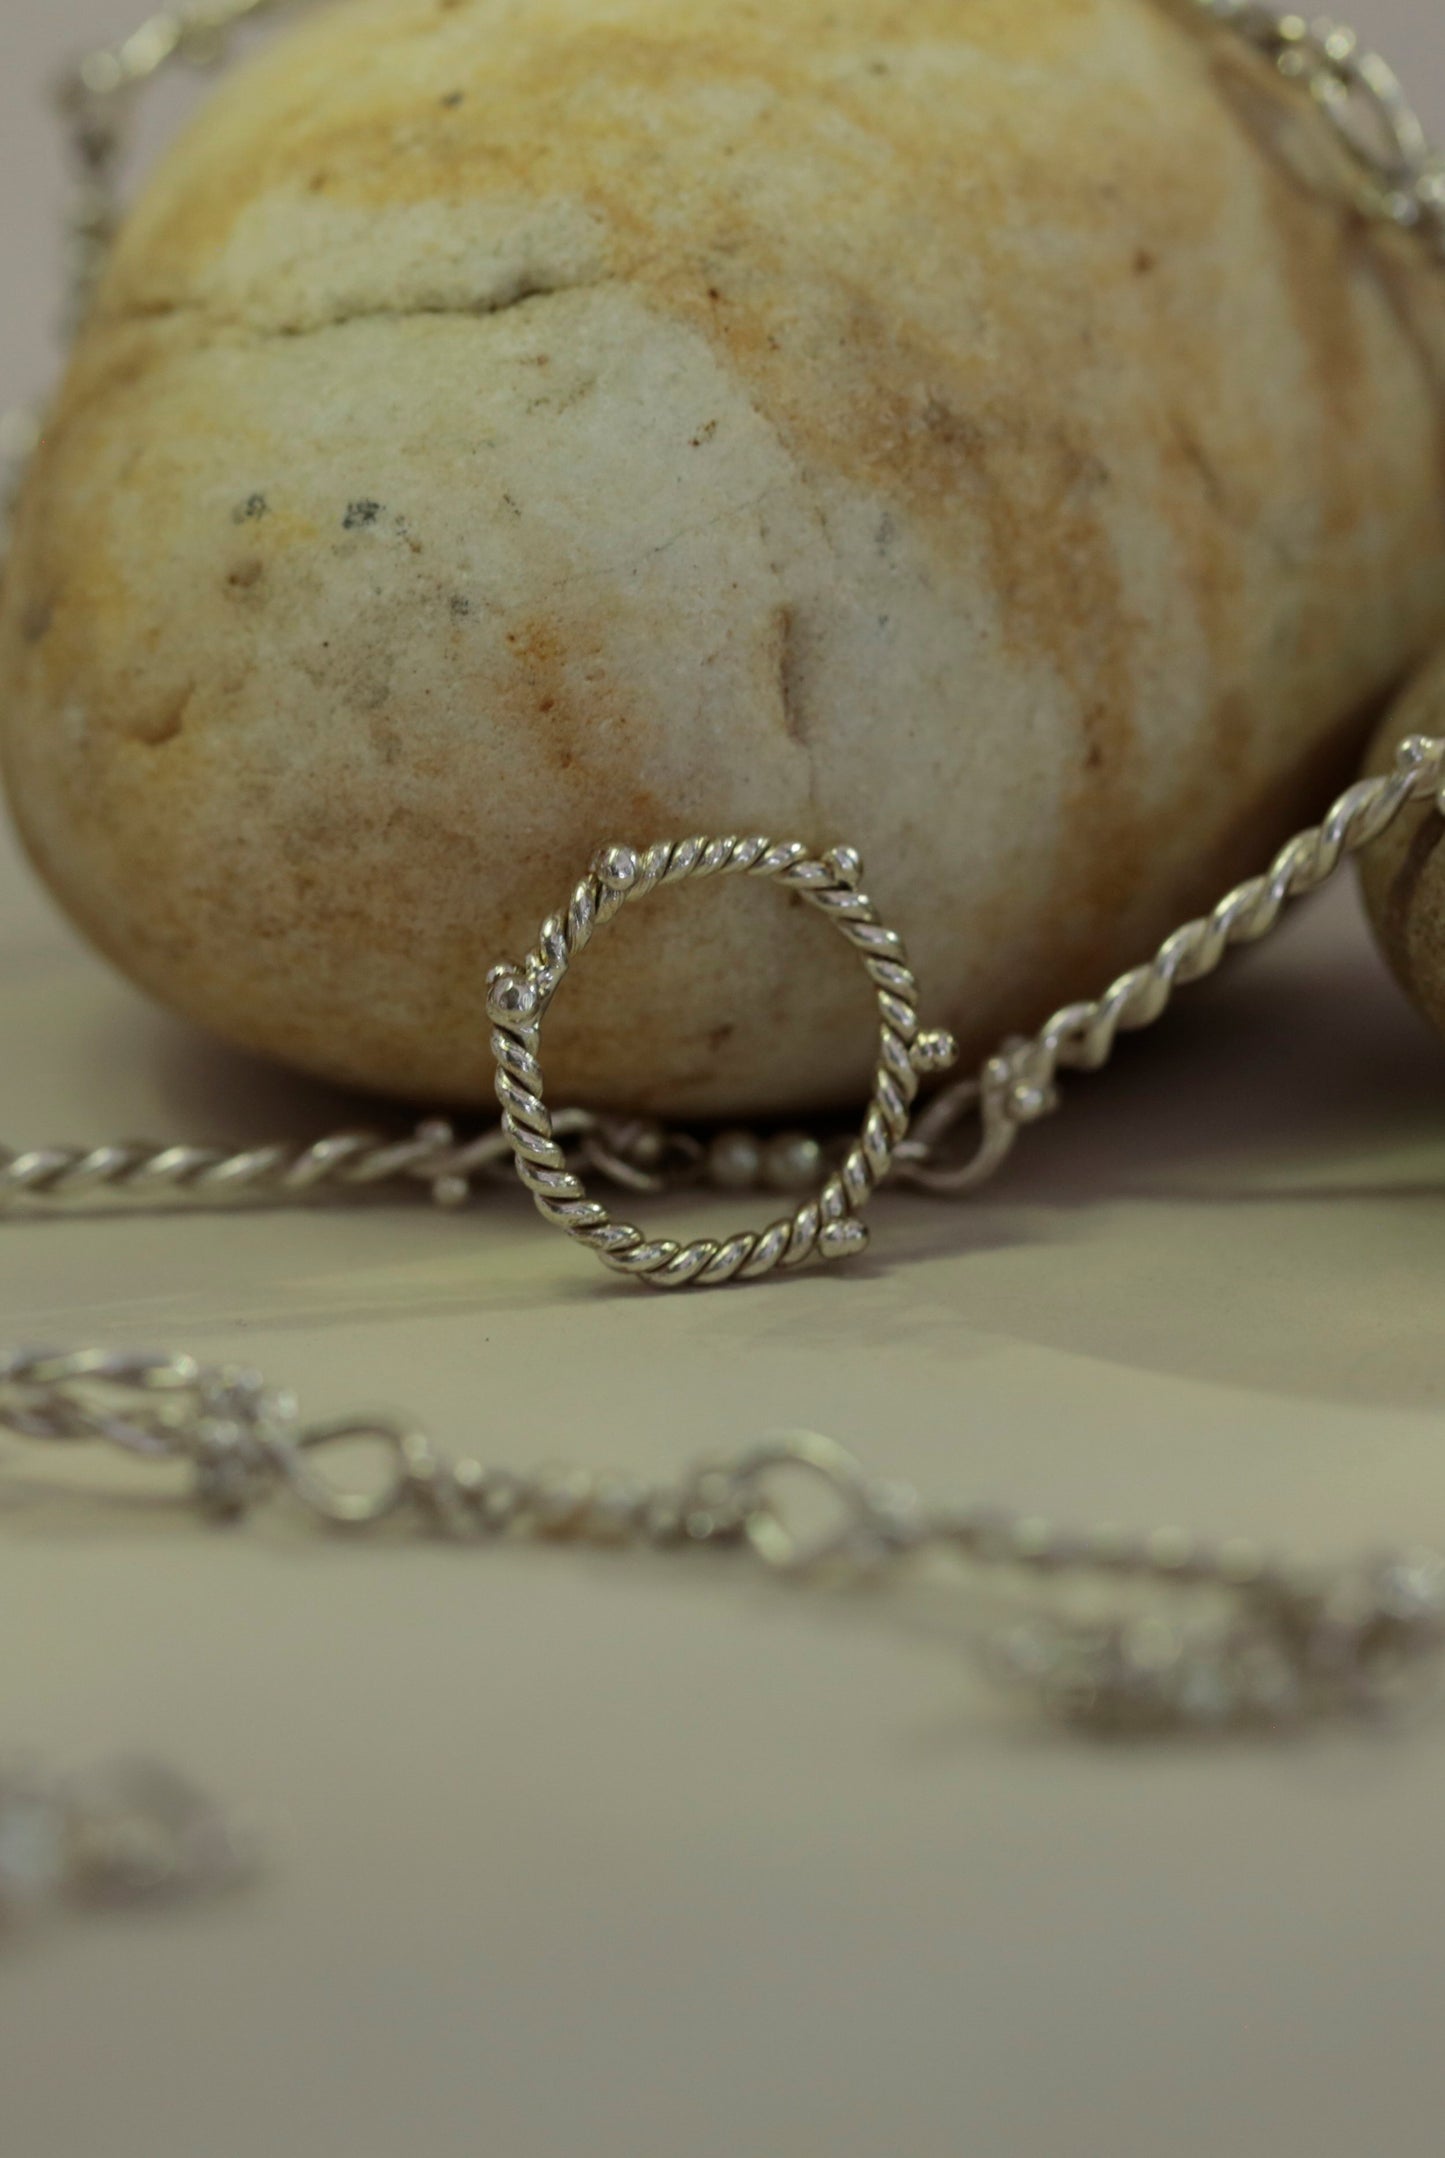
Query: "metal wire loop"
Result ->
[[720, 1432, 882, 1573], [270, 1416, 422, 1529], [486, 837, 959, 1288]]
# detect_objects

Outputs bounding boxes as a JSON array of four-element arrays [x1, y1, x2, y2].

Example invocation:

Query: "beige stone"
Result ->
[[1359, 647, 1445, 1046], [4, 0, 1445, 1117]]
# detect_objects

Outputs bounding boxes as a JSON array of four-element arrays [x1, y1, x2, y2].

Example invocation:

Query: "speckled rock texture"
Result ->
[[1359, 648, 1445, 1049], [4, 0, 1445, 1116]]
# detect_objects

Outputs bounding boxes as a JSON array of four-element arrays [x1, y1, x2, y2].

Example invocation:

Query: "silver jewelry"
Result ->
[[7, 1348, 1445, 1737], [0, 1751, 254, 1931], [0, 0, 1440, 1841], [487, 836, 957, 1285]]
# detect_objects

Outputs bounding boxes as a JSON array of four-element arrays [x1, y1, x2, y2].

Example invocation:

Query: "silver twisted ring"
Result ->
[[486, 837, 957, 1287]]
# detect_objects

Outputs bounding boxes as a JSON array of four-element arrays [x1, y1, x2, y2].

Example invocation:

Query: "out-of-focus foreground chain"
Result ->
[[7, 1347, 1445, 1738]]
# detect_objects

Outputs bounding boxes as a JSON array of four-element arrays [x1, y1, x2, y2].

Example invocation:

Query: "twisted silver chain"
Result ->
[[2, 733, 1441, 1224]]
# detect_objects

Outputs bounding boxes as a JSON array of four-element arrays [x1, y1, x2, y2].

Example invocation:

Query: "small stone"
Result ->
[[9, 0, 1441, 1121]]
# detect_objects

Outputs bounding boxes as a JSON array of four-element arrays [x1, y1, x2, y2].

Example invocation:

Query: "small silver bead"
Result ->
[[822, 845, 864, 890], [485, 968, 538, 1026], [1009, 1516, 1065, 1569], [532, 1467, 595, 1536], [761, 1132, 823, 1193], [593, 844, 641, 892], [818, 1217, 869, 1262], [477, 1470, 527, 1533], [1174, 1661, 1237, 1729], [620, 1120, 668, 1174], [910, 1028, 959, 1077], [1144, 1526, 1199, 1578], [1373, 1549, 1445, 1629], [586, 1478, 650, 1544], [708, 1131, 763, 1191]]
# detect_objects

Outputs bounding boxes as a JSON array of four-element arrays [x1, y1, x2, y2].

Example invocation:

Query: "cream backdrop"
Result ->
[[1, 7, 1444, 2157]]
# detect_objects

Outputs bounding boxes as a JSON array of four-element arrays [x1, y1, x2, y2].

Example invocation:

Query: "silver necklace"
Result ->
[[4, 0, 1445, 1934]]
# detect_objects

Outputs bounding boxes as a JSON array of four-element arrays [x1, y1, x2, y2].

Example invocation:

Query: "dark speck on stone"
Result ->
[[344, 500, 384, 530], [450, 595, 472, 618], [233, 493, 269, 524], [441, 90, 465, 108]]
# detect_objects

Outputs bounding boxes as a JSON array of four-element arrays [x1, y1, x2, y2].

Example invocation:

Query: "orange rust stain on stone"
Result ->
[[4, 0, 1444, 1111]]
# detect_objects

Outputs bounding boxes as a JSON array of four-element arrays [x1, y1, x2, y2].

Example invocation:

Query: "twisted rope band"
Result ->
[[1187, 1, 1445, 258], [902, 734, 1445, 1192], [486, 837, 957, 1287]]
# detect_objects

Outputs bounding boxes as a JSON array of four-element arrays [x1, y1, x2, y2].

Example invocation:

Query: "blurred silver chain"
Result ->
[[8, 1346, 1445, 1736], [0, 1749, 253, 1933]]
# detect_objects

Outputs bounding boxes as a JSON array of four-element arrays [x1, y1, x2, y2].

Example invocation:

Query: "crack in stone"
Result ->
[[108, 272, 613, 345]]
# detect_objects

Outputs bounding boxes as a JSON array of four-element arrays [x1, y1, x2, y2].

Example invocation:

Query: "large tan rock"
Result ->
[[4, 0, 1445, 1117], [1359, 648, 1445, 1045]]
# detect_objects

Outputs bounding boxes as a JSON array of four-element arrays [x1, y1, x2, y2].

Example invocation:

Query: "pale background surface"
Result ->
[[3, 6, 1445, 2156]]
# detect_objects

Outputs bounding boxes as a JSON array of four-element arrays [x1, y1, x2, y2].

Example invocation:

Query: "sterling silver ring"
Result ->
[[486, 836, 957, 1288]]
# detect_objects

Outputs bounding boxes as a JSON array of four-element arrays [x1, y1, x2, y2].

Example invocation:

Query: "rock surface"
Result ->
[[1359, 648, 1445, 1050], [4, 0, 1445, 1115]]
